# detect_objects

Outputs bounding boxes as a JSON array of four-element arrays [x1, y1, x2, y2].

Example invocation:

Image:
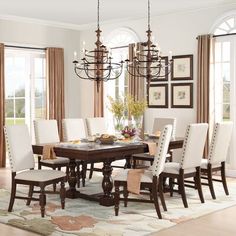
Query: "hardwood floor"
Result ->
[[0, 167, 236, 236]]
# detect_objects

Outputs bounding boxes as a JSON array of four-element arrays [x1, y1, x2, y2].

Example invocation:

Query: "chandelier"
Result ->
[[125, 0, 172, 88], [73, 0, 124, 91]]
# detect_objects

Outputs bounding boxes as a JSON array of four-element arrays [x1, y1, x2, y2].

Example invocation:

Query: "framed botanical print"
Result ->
[[171, 54, 193, 80], [151, 56, 168, 82], [171, 83, 193, 108], [148, 84, 168, 108]]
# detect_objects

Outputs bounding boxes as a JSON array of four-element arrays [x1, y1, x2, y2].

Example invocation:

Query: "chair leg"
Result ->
[[89, 163, 94, 179], [195, 167, 204, 203], [8, 181, 16, 212], [76, 162, 81, 188], [52, 167, 56, 192], [132, 159, 136, 169], [114, 182, 120, 216], [26, 185, 34, 206], [179, 170, 188, 208], [221, 162, 229, 195], [123, 183, 129, 207], [207, 164, 216, 199], [38, 156, 42, 170], [159, 174, 167, 211], [39, 185, 46, 217], [169, 177, 174, 197], [82, 162, 87, 187], [60, 181, 66, 209], [152, 177, 162, 219]]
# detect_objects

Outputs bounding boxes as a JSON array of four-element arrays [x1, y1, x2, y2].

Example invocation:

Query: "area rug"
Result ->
[[0, 173, 236, 236]]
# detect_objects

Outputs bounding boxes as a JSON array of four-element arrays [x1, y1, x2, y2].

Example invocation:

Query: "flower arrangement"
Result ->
[[121, 126, 136, 139], [126, 95, 147, 119]]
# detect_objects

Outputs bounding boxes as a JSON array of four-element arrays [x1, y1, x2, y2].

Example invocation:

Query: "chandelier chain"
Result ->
[[148, 0, 150, 30], [97, 0, 100, 29]]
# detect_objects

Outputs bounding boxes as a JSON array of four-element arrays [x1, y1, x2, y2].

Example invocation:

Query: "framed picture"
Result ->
[[151, 56, 168, 81], [171, 54, 193, 80], [171, 83, 193, 108], [148, 84, 168, 108]]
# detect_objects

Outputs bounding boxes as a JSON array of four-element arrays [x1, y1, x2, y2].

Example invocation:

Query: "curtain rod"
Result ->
[[5, 45, 46, 51], [213, 32, 236, 38], [111, 45, 128, 50]]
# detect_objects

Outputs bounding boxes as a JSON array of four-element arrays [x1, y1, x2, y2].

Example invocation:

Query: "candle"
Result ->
[[169, 50, 172, 59], [82, 41, 86, 54], [73, 51, 77, 61]]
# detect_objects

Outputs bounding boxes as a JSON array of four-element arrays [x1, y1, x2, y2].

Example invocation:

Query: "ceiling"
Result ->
[[0, 0, 235, 29]]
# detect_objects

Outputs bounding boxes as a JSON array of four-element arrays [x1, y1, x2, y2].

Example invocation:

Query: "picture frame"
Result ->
[[171, 54, 193, 80], [148, 84, 168, 108], [151, 56, 168, 82], [171, 83, 193, 108]]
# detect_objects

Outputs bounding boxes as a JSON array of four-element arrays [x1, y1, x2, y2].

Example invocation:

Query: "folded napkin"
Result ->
[[127, 169, 145, 194], [42, 145, 57, 160], [70, 140, 80, 144], [143, 141, 157, 155]]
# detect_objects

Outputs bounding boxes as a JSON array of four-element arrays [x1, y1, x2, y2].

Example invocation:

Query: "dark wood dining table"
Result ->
[[32, 137, 184, 206]]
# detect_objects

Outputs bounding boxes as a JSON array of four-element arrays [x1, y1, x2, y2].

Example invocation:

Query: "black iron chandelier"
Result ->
[[125, 0, 172, 88], [73, 0, 124, 91]]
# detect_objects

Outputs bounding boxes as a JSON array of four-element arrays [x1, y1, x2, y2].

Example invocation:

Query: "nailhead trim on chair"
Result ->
[[4, 127, 14, 171], [180, 125, 190, 167], [153, 127, 167, 175], [208, 123, 219, 163]]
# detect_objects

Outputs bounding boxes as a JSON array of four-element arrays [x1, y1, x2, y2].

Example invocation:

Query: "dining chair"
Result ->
[[132, 117, 176, 168], [85, 117, 110, 179], [114, 125, 173, 219], [34, 119, 69, 191], [62, 118, 88, 187], [86, 117, 108, 136], [201, 122, 233, 199], [4, 125, 66, 217], [161, 123, 208, 208]]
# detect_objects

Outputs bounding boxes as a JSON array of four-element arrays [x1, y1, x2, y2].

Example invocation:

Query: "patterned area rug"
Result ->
[[0, 173, 236, 236]]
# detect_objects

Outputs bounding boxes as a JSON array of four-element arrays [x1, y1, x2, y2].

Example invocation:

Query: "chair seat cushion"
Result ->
[[114, 169, 153, 183], [201, 159, 221, 169], [163, 162, 195, 174], [40, 157, 70, 165], [15, 169, 66, 182]]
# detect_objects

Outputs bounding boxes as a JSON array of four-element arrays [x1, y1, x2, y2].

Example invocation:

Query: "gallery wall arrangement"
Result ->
[[148, 54, 194, 109]]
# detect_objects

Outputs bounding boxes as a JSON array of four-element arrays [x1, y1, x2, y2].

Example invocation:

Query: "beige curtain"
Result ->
[[128, 43, 145, 101], [94, 81, 104, 117], [46, 48, 65, 140], [0, 44, 5, 167], [197, 34, 214, 157]]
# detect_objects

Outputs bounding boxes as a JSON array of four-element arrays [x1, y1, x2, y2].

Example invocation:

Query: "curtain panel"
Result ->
[[0, 43, 5, 167], [197, 34, 214, 157], [46, 48, 65, 140]]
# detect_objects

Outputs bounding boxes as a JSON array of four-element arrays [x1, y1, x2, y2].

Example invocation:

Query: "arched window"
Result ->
[[104, 28, 139, 132], [212, 13, 236, 170]]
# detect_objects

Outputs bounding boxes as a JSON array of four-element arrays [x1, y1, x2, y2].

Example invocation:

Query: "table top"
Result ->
[[32, 137, 184, 162]]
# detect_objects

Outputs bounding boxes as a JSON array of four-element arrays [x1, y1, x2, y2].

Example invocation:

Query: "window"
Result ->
[[104, 28, 139, 132], [212, 14, 236, 171], [5, 48, 46, 136]]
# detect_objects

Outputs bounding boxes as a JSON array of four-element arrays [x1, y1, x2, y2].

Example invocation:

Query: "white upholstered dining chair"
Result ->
[[114, 125, 173, 219], [4, 125, 66, 217], [62, 118, 87, 141], [132, 117, 176, 168], [201, 122, 233, 199], [161, 123, 208, 208], [34, 120, 69, 191], [62, 118, 87, 187], [86, 117, 108, 136]]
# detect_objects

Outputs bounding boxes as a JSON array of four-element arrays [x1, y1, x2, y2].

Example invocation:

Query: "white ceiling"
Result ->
[[0, 0, 235, 29]]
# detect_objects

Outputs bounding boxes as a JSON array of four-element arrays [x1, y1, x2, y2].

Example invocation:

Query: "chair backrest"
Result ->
[[152, 117, 176, 138], [152, 125, 173, 176], [86, 117, 108, 136], [34, 119, 60, 144], [62, 118, 87, 141], [180, 123, 208, 169], [4, 125, 35, 172], [208, 122, 233, 164]]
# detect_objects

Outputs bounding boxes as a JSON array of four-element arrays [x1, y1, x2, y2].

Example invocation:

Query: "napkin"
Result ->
[[42, 145, 57, 160]]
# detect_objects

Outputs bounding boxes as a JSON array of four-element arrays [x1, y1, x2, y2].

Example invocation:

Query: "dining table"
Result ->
[[32, 137, 184, 206]]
